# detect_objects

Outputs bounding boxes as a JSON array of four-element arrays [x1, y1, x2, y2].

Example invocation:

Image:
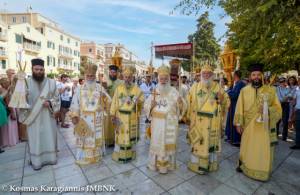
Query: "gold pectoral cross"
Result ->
[[152, 89, 160, 100], [150, 89, 160, 113]]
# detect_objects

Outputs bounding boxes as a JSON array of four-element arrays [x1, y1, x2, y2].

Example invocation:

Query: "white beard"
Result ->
[[86, 80, 96, 89], [201, 76, 213, 88], [125, 81, 133, 88], [157, 82, 171, 95]]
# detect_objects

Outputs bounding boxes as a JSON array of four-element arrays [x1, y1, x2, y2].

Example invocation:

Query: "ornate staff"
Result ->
[[99, 80, 112, 155], [134, 92, 143, 144], [146, 89, 159, 139], [99, 79, 106, 156]]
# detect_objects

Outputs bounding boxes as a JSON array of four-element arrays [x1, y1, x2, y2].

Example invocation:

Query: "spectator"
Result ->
[[0, 78, 19, 147], [79, 78, 85, 85], [0, 84, 8, 153], [276, 77, 290, 140], [57, 74, 72, 128], [140, 74, 155, 99], [291, 86, 300, 150], [287, 76, 298, 129], [6, 69, 15, 84], [225, 70, 246, 146]]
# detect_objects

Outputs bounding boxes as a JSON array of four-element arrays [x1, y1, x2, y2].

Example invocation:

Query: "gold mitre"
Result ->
[[85, 63, 98, 75], [201, 64, 213, 72], [122, 65, 136, 76], [157, 64, 170, 76]]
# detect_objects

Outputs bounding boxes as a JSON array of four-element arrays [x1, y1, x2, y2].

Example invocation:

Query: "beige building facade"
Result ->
[[0, 19, 8, 75], [0, 12, 81, 76], [80, 41, 105, 74], [104, 43, 147, 75]]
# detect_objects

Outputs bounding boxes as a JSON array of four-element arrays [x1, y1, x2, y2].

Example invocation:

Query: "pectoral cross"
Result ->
[[151, 89, 160, 102], [149, 89, 160, 113]]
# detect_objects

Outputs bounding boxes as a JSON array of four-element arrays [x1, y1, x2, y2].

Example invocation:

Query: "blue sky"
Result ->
[[1, 0, 230, 66]]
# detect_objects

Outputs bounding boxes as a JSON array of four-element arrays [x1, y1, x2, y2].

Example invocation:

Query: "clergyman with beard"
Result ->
[[19, 58, 60, 170], [70, 63, 110, 165], [110, 65, 144, 163], [234, 63, 282, 181], [107, 65, 123, 97], [186, 64, 230, 175], [105, 65, 123, 146], [144, 64, 187, 174]]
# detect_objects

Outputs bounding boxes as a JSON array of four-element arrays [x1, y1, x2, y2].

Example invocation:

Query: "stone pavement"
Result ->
[[0, 120, 299, 195]]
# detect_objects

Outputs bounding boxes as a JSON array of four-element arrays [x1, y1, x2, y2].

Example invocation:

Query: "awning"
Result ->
[[154, 43, 193, 59]]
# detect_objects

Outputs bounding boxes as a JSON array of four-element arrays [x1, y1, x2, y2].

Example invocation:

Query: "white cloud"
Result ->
[[1, 0, 229, 63], [100, 22, 156, 35], [96, 0, 173, 17]]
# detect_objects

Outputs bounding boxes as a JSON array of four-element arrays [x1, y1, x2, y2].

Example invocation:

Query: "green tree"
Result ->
[[174, 0, 300, 73], [182, 11, 221, 71]]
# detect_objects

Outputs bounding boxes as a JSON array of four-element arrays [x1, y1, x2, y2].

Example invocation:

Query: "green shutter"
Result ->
[[1, 60, 6, 69], [15, 34, 23, 44]]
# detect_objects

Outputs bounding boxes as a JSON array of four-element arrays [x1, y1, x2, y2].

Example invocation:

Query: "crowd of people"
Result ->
[[224, 70, 300, 150], [0, 69, 27, 153], [0, 58, 299, 183]]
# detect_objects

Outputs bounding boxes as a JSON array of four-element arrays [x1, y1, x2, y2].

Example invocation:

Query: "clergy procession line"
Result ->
[[3, 58, 298, 185]]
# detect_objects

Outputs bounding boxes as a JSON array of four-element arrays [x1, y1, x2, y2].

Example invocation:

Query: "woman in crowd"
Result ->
[[0, 78, 19, 147], [0, 83, 8, 153], [287, 76, 298, 129]]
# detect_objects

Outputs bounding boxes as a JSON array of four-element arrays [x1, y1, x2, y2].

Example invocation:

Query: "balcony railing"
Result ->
[[58, 64, 74, 70], [59, 51, 74, 59], [24, 42, 41, 53]]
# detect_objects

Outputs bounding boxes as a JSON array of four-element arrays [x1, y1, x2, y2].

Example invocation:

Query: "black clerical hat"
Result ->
[[109, 65, 118, 71], [31, 58, 44, 67], [248, 63, 264, 72]]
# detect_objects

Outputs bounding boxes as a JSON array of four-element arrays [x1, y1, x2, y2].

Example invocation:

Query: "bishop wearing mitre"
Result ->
[[186, 64, 230, 174], [144, 64, 187, 174], [70, 63, 110, 165], [110, 65, 144, 163]]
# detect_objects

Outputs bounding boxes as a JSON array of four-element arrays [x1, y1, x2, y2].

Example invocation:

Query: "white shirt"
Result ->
[[57, 82, 72, 101], [140, 82, 155, 99], [294, 89, 300, 109]]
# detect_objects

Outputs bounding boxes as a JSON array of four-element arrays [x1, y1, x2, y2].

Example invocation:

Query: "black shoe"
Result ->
[[236, 166, 242, 173], [33, 167, 42, 171], [232, 143, 240, 147], [0, 149, 4, 153], [282, 138, 287, 141], [290, 145, 300, 150]]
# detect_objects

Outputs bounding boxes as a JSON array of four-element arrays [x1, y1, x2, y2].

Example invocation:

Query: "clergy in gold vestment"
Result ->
[[110, 65, 144, 163], [186, 65, 230, 174], [104, 65, 123, 146], [70, 64, 110, 165], [234, 63, 281, 181], [144, 65, 187, 174], [179, 75, 189, 123]]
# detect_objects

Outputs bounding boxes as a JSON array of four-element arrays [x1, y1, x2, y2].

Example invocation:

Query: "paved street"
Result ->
[[0, 119, 300, 195]]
